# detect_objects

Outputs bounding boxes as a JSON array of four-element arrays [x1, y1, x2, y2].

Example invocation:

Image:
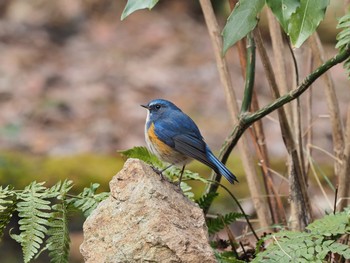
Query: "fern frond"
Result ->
[[47, 203, 70, 263], [68, 183, 109, 217], [47, 180, 72, 263], [253, 209, 350, 262], [328, 242, 350, 259], [215, 250, 245, 263], [11, 181, 51, 263], [336, 13, 350, 78], [306, 211, 349, 236], [207, 212, 244, 234], [119, 146, 162, 167], [167, 166, 207, 183], [47, 180, 73, 198], [0, 186, 17, 238], [196, 192, 219, 211]]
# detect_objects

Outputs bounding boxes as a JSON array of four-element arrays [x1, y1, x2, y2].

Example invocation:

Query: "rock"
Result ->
[[80, 158, 216, 263]]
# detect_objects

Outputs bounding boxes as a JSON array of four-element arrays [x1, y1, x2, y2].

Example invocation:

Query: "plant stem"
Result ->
[[309, 33, 345, 182], [208, 180, 259, 241], [221, 43, 350, 160], [240, 32, 255, 113], [200, 0, 270, 228], [246, 44, 350, 129], [219, 44, 350, 226]]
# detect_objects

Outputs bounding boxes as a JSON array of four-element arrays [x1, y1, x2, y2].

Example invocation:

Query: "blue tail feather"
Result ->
[[207, 151, 238, 184]]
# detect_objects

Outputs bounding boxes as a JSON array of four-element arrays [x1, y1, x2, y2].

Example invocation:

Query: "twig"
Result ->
[[207, 180, 259, 241], [337, 106, 350, 211], [309, 33, 345, 176], [198, 0, 238, 194], [307, 152, 333, 210], [220, 214, 239, 257], [305, 51, 314, 176], [200, 0, 270, 228], [308, 144, 343, 163], [219, 44, 350, 159], [272, 235, 292, 259], [334, 187, 338, 215], [240, 32, 255, 113]]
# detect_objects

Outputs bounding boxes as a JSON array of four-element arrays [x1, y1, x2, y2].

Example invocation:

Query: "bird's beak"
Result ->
[[141, 104, 149, 109]]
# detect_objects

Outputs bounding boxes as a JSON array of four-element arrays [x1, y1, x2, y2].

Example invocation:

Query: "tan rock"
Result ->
[[80, 158, 216, 263]]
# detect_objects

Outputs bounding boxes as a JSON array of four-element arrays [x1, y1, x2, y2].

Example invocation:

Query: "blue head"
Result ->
[[141, 99, 182, 123]]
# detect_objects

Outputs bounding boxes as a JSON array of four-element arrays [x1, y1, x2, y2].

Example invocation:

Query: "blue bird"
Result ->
[[141, 99, 238, 185]]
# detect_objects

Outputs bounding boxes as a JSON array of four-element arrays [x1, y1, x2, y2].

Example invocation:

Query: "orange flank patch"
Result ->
[[148, 123, 173, 155]]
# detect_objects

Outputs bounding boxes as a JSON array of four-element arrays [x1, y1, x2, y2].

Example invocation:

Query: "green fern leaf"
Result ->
[[12, 181, 51, 263], [47, 180, 73, 263], [207, 212, 245, 234], [0, 186, 17, 238], [306, 211, 349, 236], [336, 13, 350, 79], [47, 203, 70, 263], [328, 242, 350, 259], [119, 146, 162, 167], [196, 192, 219, 211], [253, 209, 350, 262], [167, 166, 207, 183], [69, 183, 109, 217], [215, 250, 246, 263]]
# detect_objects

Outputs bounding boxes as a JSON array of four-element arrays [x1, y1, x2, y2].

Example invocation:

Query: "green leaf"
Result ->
[[266, 0, 300, 33], [121, 0, 159, 20], [13, 182, 51, 263], [0, 186, 17, 238], [119, 146, 162, 167], [306, 211, 349, 236], [253, 209, 350, 262], [196, 192, 219, 211], [335, 13, 350, 79], [288, 0, 329, 48], [47, 180, 72, 263], [68, 183, 109, 217], [207, 212, 244, 234], [215, 250, 246, 263], [47, 203, 70, 263], [222, 0, 265, 54]]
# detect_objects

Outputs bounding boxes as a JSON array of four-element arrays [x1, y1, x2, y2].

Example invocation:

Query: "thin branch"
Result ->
[[272, 235, 292, 259], [200, 0, 270, 228], [199, 0, 238, 197], [309, 33, 345, 176], [220, 44, 350, 159], [307, 153, 333, 210], [207, 180, 260, 241], [240, 32, 255, 113], [333, 187, 338, 215], [337, 106, 350, 211]]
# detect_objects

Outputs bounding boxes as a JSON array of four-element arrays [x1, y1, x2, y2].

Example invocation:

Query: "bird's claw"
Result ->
[[151, 166, 165, 180]]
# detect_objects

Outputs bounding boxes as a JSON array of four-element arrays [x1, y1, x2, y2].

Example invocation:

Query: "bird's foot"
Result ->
[[150, 166, 182, 191], [151, 166, 165, 180]]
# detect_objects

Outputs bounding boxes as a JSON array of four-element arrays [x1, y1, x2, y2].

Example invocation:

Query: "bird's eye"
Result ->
[[155, 104, 161, 109]]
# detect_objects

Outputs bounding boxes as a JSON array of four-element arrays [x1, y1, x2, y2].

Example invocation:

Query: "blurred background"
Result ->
[[0, 0, 348, 262]]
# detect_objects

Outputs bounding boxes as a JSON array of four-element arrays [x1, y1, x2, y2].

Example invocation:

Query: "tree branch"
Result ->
[[220, 44, 350, 164]]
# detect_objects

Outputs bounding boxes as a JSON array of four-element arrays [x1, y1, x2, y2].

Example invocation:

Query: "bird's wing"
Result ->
[[153, 110, 202, 147], [172, 133, 214, 168]]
